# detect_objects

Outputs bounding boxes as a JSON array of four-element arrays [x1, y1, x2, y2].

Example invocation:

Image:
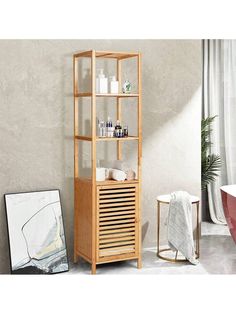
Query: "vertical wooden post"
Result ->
[[74, 56, 79, 179], [157, 201, 160, 256], [138, 53, 142, 183], [73, 56, 79, 263], [117, 59, 122, 160], [196, 201, 200, 258], [73, 57, 79, 263], [137, 53, 142, 268], [91, 50, 97, 274]]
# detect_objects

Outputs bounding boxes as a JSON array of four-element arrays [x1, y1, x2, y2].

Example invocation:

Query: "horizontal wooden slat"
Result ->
[[100, 236, 135, 244], [99, 246, 135, 257], [99, 231, 135, 239], [99, 188, 135, 194], [99, 193, 135, 199], [99, 227, 135, 235], [99, 206, 135, 213], [97, 252, 137, 262], [99, 197, 135, 204], [99, 223, 136, 230], [100, 214, 135, 221], [100, 210, 135, 217], [99, 218, 135, 226], [99, 240, 135, 249], [99, 201, 135, 208]]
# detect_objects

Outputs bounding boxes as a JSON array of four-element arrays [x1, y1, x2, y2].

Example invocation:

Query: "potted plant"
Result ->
[[201, 116, 222, 220]]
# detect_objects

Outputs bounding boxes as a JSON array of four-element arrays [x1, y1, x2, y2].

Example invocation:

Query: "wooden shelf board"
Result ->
[[74, 50, 139, 60], [96, 51, 139, 59], [75, 135, 92, 141], [75, 92, 92, 97], [96, 136, 139, 142], [97, 93, 139, 97], [73, 50, 92, 58], [75, 177, 139, 186], [75, 136, 139, 142], [75, 93, 139, 98], [96, 179, 139, 186]]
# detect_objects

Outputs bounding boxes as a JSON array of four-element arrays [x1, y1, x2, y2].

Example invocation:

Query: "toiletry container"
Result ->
[[123, 125, 128, 137], [110, 76, 119, 94], [106, 117, 113, 137], [109, 127, 115, 137], [122, 79, 131, 93], [96, 167, 109, 181], [99, 120, 106, 137], [115, 120, 122, 137], [115, 120, 121, 130], [96, 69, 108, 94], [106, 116, 112, 129]]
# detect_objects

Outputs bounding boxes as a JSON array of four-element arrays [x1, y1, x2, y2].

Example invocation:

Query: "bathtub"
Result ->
[[221, 185, 236, 243]]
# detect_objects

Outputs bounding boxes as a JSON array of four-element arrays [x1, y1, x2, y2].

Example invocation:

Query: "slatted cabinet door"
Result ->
[[97, 184, 139, 262]]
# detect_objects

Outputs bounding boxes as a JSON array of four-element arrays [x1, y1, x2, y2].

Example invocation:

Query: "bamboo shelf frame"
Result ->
[[73, 50, 142, 274], [75, 93, 139, 98], [74, 50, 139, 60], [75, 135, 139, 142]]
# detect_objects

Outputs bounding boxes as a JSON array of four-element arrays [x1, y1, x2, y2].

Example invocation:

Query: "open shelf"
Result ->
[[97, 93, 139, 98], [75, 136, 139, 142], [75, 177, 139, 186], [75, 92, 139, 98], [96, 136, 139, 142], [74, 50, 139, 60], [96, 179, 139, 185]]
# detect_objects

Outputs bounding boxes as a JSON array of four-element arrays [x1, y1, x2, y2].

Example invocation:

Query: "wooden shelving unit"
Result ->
[[73, 50, 142, 274]]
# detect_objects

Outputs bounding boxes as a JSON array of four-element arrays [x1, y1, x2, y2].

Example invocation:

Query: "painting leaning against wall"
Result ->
[[4, 190, 69, 274]]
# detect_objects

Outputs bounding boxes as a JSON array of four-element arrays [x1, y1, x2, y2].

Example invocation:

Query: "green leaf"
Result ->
[[201, 116, 222, 190]]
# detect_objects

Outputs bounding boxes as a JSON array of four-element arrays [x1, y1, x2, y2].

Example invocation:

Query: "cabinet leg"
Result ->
[[73, 252, 79, 264], [137, 258, 142, 269], [91, 262, 96, 275]]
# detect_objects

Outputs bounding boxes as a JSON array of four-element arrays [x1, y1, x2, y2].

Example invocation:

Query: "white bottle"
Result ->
[[110, 76, 119, 94], [96, 69, 108, 94], [98, 120, 106, 137]]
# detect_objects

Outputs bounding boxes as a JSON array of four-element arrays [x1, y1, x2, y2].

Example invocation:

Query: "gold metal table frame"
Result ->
[[157, 196, 200, 263]]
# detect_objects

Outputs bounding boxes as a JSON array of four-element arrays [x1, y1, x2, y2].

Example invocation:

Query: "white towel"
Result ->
[[167, 191, 198, 265], [111, 169, 126, 181]]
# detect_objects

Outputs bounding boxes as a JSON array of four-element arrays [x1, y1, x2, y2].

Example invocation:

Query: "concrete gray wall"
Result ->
[[0, 40, 201, 273]]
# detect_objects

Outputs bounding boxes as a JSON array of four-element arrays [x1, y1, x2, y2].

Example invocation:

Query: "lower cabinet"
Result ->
[[97, 183, 140, 263], [74, 179, 141, 274]]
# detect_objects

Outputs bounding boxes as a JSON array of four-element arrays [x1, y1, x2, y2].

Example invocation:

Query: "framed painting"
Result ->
[[4, 190, 69, 274]]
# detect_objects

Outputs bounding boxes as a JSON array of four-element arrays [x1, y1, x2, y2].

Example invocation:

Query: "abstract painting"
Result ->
[[4, 190, 69, 274]]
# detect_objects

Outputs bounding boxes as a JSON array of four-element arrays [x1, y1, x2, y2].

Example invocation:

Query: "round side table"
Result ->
[[157, 194, 200, 262]]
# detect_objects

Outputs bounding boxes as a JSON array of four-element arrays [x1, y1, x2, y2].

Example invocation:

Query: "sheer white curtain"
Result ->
[[203, 39, 236, 224]]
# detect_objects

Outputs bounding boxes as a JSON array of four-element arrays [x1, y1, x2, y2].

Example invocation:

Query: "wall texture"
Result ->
[[0, 40, 201, 273]]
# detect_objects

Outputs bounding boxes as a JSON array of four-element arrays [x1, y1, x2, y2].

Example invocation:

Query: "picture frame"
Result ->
[[4, 189, 69, 274]]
